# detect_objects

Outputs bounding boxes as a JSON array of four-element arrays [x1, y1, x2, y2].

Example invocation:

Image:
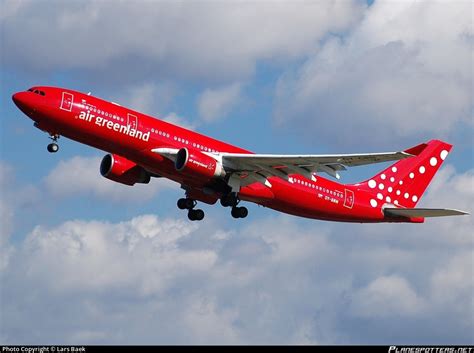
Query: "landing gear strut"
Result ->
[[177, 198, 205, 221], [47, 134, 60, 153], [220, 192, 248, 219], [220, 192, 238, 207]]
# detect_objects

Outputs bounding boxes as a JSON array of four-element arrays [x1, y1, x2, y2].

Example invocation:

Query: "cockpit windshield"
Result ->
[[27, 88, 45, 96]]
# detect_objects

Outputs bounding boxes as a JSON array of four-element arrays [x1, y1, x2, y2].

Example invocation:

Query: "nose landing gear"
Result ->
[[47, 134, 60, 153]]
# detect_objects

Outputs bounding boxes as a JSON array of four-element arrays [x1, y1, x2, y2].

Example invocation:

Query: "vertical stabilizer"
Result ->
[[353, 140, 452, 208]]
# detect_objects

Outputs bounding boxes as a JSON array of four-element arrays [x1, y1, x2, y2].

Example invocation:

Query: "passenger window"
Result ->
[[39, 91, 45, 96]]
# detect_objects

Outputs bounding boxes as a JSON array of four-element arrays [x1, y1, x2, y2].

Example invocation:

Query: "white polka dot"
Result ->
[[419, 166, 425, 174], [409, 173, 414, 179], [368, 180, 376, 188], [404, 193, 409, 199], [386, 196, 391, 203], [392, 167, 397, 173], [377, 193, 383, 200], [399, 180, 403, 185], [440, 150, 448, 160], [381, 174, 386, 180], [394, 200, 399, 205], [390, 177, 395, 182], [412, 195, 418, 202], [430, 157, 438, 166], [388, 187, 393, 193], [370, 199, 378, 207], [379, 183, 385, 190], [396, 190, 401, 195]]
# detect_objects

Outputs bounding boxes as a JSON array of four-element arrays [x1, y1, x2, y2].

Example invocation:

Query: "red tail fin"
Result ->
[[354, 140, 452, 208]]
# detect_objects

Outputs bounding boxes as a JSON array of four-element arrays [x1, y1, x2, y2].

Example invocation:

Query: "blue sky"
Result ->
[[1, 0, 473, 344]]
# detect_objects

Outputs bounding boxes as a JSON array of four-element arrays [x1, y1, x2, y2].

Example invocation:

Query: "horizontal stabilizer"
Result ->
[[384, 208, 469, 218]]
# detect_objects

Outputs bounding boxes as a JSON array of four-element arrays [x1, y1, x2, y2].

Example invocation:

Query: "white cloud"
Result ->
[[43, 156, 174, 202], [1, 214, 337, 344], [117, 82, 178, 116], [1, 1, 363, 83], [162, 112, 197, 131], [22, 215, 208, 294], [2, 194, 473, 344], [0, 163, 14, 238], [416, 165, 473, 246], [350, 275, 425, 318], [0, 163, 15, 271], [0, 0, 24, 21], [197, 83, 242, 122], [112, 83, 196, 130], [2, 162, 473, 344], [0, 162, 41, 272], [431, 251, 474, 315], [274, 0, 473, 149]]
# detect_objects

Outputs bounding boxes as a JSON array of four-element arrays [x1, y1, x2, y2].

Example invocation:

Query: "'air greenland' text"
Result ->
[[78, 110, 150, 142]]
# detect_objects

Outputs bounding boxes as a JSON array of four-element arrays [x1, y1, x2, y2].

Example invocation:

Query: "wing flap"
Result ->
[[384, 208, 469, 218]]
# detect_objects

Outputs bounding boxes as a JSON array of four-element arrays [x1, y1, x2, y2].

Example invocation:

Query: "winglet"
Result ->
[[404, 143, 428, 156]]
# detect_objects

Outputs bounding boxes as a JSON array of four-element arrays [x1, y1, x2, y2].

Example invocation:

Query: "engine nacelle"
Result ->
[[100, 154, 150, 186], [175, 148, 225, 180]]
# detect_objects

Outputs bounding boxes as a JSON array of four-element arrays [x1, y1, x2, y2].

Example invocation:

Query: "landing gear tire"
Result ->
[[177, 198, 196, 210], [238, 206, 248, 218], [177, 199, 186, 209], [231, 206, 248, 219], [188, 209, 205, 221], [47, 143, 59, 153]]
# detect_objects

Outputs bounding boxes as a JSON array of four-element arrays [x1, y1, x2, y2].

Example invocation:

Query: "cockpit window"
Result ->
[[27, 88, 45, 96]]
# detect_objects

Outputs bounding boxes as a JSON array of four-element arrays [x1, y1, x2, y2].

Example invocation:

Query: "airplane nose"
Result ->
[[12, 92, 25, 106], [12, 92, 33, 115]]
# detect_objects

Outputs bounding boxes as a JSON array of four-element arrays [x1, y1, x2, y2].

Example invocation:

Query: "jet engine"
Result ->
[[100, 154, 150, 186], [175, 148, 225, 180]]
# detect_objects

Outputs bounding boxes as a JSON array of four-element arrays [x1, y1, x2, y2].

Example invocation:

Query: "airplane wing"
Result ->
[[384, 208, 469, 218], [153, 145, 420, 182], [220, 150, 414, 180]]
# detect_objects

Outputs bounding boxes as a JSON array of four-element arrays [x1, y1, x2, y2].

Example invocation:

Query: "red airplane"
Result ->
[[12, 86, 468, 222]]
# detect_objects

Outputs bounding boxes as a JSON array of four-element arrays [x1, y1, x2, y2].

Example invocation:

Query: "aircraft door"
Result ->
[[127, 113, 138, 130], [344, 189, 354, 209], [60, 92, 74, 112]]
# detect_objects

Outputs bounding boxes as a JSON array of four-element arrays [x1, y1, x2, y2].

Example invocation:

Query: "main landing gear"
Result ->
[[177, 193, 249, 221], [177, 198, 205, 221], [47, 134, 60, 153], [220, 192, 248, 219]]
